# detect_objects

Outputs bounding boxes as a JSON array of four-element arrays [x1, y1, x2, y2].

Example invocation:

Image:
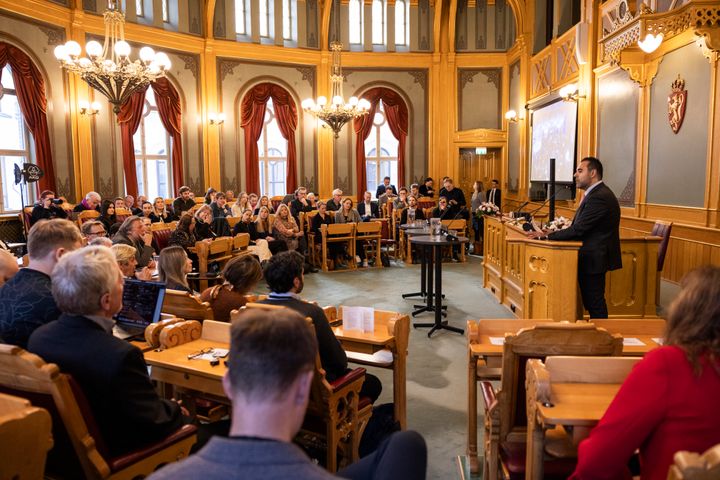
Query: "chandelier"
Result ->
[[301, 42, 370, 138], [53, 0, 171, 114]]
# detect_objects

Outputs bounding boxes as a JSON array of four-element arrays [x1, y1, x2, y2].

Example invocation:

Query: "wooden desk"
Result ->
[[332, 325, 393, 355]]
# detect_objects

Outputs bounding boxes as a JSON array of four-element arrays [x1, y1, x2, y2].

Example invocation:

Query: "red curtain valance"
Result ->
[[0, 42, 56, 192], [241, 83, 298, 195], [354, 87, 408, 201]]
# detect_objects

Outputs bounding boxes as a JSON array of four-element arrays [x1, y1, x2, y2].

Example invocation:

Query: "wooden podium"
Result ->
[[482, 216, 661, 321]]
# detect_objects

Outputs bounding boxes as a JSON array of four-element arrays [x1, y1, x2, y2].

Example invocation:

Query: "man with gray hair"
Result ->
[[0, 219, 82, 348], [112, 215, 155, 268], [28, 246, 185, 456], [327, 189, 343, 211], [72, 191, 102, 212]]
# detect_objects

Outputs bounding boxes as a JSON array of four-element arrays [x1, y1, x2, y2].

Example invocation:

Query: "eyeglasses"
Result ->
[[89, 230, 106, 236]]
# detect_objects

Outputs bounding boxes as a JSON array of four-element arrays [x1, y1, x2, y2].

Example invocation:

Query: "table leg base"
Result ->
[[411, 306, 447, 317], [402, 292, 425, 299], [427, 323, 465, 337]]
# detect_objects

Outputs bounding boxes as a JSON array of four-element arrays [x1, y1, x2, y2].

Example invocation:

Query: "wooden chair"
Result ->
[[668, 444, 720, 480], [76, 210, 100, 228], [162, 289, 215, 321], [525, 356, 640, 480], [650, 220, 673, 272], [0, 392, 53, 480], [239, 304, 372, 472], [0, 345, 197, 480], [195, 237, 233, 289], [270, 195, 284, 211], [480, 323, 622, 480], [231, 233, 250, 256], [226, 216, 241, 230], [442, 218, 467, 261], [323, 305, 409, 430], [305, 211, 321, 267], [150, 221, 176, 251], [417, 196, 436, 209], [320, 223, 356, 272], [114, 207, 132, 222], [19, 206, 34, 236], [378, 216, 398, 261], [356, 221, 382, 268]]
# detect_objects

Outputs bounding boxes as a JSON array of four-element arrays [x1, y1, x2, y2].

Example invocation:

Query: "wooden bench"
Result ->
[[321, 223, 356, 272], [162, 289, 215, 321], [0, 392, 53, 480], [356, 221, 382, 268]]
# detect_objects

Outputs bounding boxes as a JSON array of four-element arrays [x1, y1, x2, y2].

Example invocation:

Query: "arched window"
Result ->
[[0, 65, 34, 212], [395, 0, 409, 46], [235, 0, 248, 35], [133, 87, 172, 200], [258, 98, 287, 196], [364, 101, 398, 194], [349, 0, 363, 45], [372, 0, 385, 45]]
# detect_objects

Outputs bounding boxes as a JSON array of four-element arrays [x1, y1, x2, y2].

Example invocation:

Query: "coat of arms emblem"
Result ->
[[668, 75, 687, 134]]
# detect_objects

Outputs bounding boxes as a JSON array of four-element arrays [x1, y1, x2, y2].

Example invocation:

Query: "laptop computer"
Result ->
[[113, 279, 166, 340]]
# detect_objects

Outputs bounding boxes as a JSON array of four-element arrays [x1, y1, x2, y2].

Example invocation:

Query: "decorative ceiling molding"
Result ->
[[38, 25, 64, 46], [408, 70, 428, 91], [176, 54, 199, 79], [295, 66, 316, 88]]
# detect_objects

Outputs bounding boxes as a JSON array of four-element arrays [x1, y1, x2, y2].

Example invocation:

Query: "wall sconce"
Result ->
[[559, 84, 585, 102], [209, 113, 226, 125], [637, 33, 663, 53], [505, 110, 523, 123], [78, 100, 101, 116]]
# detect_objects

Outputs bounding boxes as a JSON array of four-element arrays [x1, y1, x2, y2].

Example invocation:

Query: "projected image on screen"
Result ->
[[530, 100, 578, 182]]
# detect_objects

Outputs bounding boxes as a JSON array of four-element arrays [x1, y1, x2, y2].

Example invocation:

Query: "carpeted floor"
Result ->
[[254, 256, 680, 479]]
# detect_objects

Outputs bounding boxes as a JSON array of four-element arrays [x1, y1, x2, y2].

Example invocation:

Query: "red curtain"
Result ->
[[241, 83, 299, 195], [353, 87, 408, 201], [117, 85, 148, 198], [0, 42, 56, 192], [151, 78, 184, 194]]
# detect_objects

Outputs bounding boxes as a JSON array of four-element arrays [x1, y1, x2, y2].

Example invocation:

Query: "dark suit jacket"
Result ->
[[112, 231, 154, 267], [28, 314, 183, 456], [548, 182, 622, 275], [258, 296, 347, 381], [486, 188, 502, 208], [375, 184, 397, 199], [357, 201, 379, 219]]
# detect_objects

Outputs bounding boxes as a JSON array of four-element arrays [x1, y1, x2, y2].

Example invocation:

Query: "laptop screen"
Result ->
[[113, 279, 166, 329]]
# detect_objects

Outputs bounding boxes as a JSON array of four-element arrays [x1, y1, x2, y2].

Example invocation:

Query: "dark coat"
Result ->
[[357, 201, 379, 219]]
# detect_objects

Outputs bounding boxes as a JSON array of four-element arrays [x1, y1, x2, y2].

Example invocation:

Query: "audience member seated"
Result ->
[[258, 251, 381, 402], [327, 189, 344, 211], [30, 190, 68, 225], [392, 188, 409, 211], [204, 188, 217, 205], [112, 243, 152, 281], [358, 191, 379, 221], [400, 196, 425, 225], [139, 201, 154, 221], [159, 245, 194, 293], [418, 177, 434, 198], [290, 187, 313, 223], [112, 216, 155, 268], [431, 197, 451, 219], [125, 194, 141, 215], [442, 178, 467, 218], [168, 214, 201, 268], [148, 308, 427, 480], [81, 220, 107, 242], [210, 193, 233, 236], [0, 249, 19, 287], [375, 176, 397, 199], [199, 255, 262, 322], [0, 219, 82, 348], [225, 190, 234, 200], [273, 204, 304, 252], [150, 197, 172, 223], [570, 265, 720, 480], [72, 191, 102, 213], [248, 193, 259, 212], [409, 184, 420, 199], [306, 192, 318, 210], [194, 205, 218, 240], [438, 176, 449, 198], [98, 199, 118, 232], [312, 201, 346, 269], [377, 186, 396, 210], [27, 246, 186, 457], [113, 197, 125, 210], [335, 198, 361, 227], [255, 206, 286, 255], [231, 191, 250, 217], [173, 186, 196, 219], [253, 195, 275, 215], [233, 210, 272, 263]]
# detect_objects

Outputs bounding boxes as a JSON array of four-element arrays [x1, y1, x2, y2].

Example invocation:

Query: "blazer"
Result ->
[[335, 209, 361, 224], [357, 201, 379, 219], [375, 184, 397, 199], [548, 182, 622, 275], [486, 188, 502, 208], [28, 314, 184, 456], [112, 231, 154, 267]]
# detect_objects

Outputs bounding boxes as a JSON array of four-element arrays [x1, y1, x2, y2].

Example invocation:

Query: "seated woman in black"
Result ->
[[233, 210, 271, 263], [98, 199, 118, 232], [149, 197, 172, 223], [194, 205, 217, 240], [253, 195, 275, 215], [139, 201, 154, 222], [158, 245, 194, 293], [311, 201, 346, 269], [431, 196, 451, 219]]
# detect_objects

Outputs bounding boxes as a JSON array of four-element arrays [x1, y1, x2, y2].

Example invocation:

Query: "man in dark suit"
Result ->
[[112, 216, 155, 268], [258, 251, 381, 402], [375, 176, 397, 199], [290, 187, 313, 223], [357, 191, 380, 221], [147, 308, 427, 480], [326, 189, 344, 211], [527, 157, 622, 318], [486, 179, 501, 208], [28, 246, 185, 456]]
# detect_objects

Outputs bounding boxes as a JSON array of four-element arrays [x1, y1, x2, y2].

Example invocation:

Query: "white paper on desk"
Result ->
[[652, 337, 664, 345], [489, 336, 505, 346], [623, 337, 646, 346], [342, 306, 374, 333]]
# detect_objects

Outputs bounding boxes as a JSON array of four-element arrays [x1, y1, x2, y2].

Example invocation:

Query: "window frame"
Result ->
[[348, 0, 364, 45], [364, 101, 398, 194], [395, 0, 409, 46], [132, 88, 173, 200], [235, 0, 248, 35], [161, 0, 169, 23], [135, 0, 144, 17], [371, 0, 386, 45], [257, 98, 288, 197]]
